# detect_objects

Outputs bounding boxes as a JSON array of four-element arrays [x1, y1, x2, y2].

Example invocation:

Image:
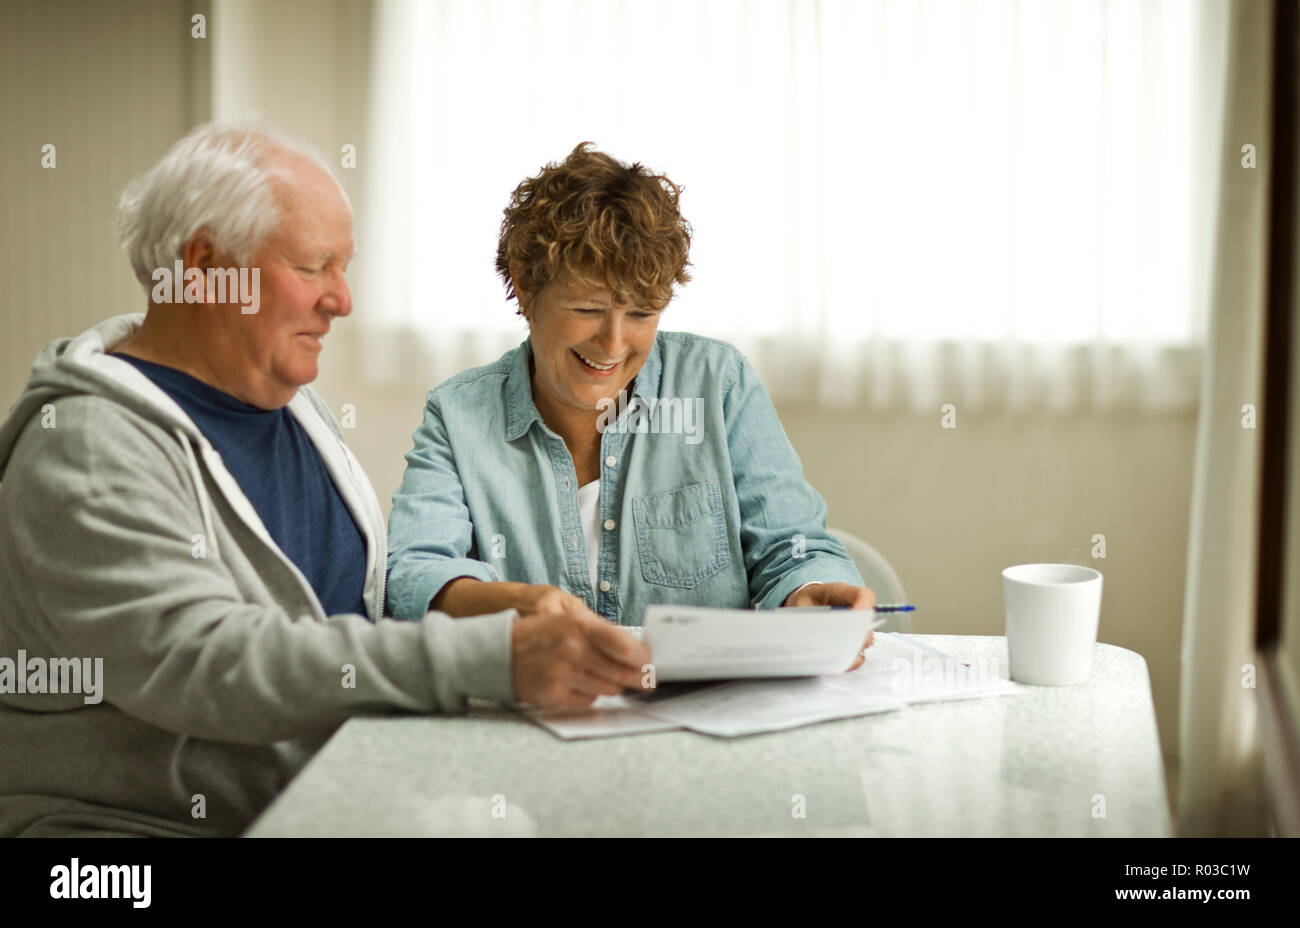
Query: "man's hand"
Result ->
[[511, 609, 654, 709], [783, 581, 877, 671]]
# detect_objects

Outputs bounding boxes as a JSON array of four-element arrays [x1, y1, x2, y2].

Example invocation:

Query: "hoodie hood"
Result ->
[[0, 312, 390, 623], [0, 313, 205, 479]]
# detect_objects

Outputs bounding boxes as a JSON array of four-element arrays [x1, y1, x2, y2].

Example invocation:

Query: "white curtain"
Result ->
[[1177, 0, 1271, 838], [359, 0, 1223, 412]]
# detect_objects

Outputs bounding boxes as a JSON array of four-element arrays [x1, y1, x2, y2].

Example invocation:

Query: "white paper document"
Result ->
[[855, 633, 1022, 704], [522, 695, 680, 740], [519, 630, 1020, 740], [633, 676, 903, 737], [642, 604, 872, 681]]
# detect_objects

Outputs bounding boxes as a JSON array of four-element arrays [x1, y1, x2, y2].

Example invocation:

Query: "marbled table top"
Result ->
[[246, 635, 1171, 837]]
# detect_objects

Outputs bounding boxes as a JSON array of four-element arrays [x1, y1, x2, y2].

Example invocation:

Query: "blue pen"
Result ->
[[820, 603, 915, 612]]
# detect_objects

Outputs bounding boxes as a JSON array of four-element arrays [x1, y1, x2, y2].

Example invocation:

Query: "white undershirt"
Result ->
[[577, 479, 601, 591]]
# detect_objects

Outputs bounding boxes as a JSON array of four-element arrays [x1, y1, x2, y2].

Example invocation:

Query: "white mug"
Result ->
[[1002, 563, 1103, 686]]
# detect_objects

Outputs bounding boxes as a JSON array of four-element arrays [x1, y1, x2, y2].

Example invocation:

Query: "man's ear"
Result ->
[[181, 230, 218, 270], [180, 230, 218, 303]]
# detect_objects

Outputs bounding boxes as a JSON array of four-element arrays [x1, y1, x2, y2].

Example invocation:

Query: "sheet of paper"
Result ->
[[522, 634, 1019, 741], [635, 676, 904, 737], [847, 632, 1022, 704], [636, 634, 1020, 738], [642, 604, 872, 681], [520, 695, 681, 740]]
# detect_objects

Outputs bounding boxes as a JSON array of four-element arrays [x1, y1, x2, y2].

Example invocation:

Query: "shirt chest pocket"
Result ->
[[632, 480, 730, 589]]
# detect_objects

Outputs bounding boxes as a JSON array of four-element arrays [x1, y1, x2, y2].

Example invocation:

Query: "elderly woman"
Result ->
[[387, 143, 876, 661]]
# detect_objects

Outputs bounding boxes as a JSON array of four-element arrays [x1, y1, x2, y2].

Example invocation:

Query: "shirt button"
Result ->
[[605, 455, 616, 467], [600, 580, 611, 592], [570, 533, 579, 548], [603, 518, 616, 531], [562, 478, 570, 490]]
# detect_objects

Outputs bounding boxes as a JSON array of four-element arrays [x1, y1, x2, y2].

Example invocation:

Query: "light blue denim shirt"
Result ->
[[386, 331, 863, 624]]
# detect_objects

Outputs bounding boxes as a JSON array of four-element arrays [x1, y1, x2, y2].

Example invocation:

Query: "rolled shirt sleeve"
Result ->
[[387, 392, 502, 620], [721, 353, 865, 609]]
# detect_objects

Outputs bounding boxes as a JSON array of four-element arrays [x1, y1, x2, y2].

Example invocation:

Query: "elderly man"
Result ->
[[0, 123, 650, 837]]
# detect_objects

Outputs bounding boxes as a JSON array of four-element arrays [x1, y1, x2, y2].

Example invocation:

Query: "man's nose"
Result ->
[[320, 270, 352, 318]]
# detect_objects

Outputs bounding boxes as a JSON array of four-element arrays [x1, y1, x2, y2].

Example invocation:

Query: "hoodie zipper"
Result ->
[[337, 440, 387, 621]]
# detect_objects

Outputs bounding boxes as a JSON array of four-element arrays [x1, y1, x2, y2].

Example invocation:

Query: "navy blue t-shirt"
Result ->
[[113, 353, 368, 617]]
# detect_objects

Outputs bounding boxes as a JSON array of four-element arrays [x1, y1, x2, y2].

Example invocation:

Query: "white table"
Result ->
[[245, 635, 1172, 837]]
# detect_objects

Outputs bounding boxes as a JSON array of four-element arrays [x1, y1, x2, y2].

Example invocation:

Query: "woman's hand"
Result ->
[[516, 584, 594, 620], [783, 581, 877, 670], [433, 578, 600, 622]]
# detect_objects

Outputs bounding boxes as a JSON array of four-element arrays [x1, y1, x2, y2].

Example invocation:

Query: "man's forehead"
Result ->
[[281, 238, 356, 260], [261, 157, 353, 258], [262, 225, 354, 264], [266, 154, 350, 214]]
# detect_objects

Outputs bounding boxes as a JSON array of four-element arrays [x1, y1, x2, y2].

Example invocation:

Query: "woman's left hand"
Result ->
[[783, 581, 877, 670]]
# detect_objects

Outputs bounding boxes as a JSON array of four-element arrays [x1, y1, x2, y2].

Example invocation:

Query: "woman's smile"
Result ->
[[572, 348, 619, 376]]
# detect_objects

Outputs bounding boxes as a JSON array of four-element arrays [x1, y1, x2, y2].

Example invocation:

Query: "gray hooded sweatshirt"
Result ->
[[0, 314, 516, 836]]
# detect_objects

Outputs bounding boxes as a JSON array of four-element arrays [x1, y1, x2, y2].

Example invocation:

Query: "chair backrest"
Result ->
[[828, 528, 911, 632]]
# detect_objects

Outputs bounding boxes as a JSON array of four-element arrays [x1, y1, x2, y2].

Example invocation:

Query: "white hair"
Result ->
[[114, 121, 348, 289]]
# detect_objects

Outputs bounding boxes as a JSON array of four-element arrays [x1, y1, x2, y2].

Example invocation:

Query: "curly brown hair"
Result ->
[[496, 142, 692, 312]]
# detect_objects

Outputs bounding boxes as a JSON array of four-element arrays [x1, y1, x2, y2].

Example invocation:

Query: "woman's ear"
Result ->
[[509, 262, 531, 318]]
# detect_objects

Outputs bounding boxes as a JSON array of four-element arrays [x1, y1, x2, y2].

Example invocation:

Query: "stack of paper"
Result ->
[[520, 695, 680, 739], [522, 630, 1020, 740], [625, 675, 903, 737]]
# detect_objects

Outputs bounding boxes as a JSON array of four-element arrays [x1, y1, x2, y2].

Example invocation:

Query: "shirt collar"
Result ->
[[503, 338, 541, 441], [632, 333, 664, 402], [502, 334, 665, 442]]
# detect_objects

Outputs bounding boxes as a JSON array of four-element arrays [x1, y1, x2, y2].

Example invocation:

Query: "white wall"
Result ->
[[0, 0, 205, 404]]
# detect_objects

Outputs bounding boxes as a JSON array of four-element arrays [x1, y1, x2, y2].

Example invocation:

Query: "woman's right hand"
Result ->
[[516, 583, 594, 620], [432, 577, 599, 622]]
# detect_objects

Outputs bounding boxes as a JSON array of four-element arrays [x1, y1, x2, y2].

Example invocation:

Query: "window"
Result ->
[[359, 0, 1224, 411]]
